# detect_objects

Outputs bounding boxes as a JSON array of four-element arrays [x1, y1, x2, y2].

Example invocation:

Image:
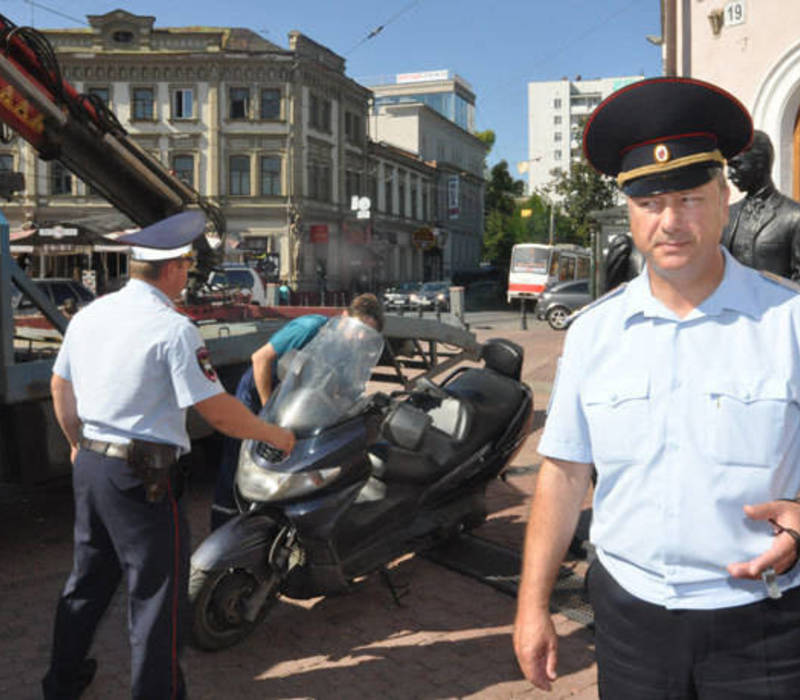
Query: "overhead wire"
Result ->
[[472, 0, 651, 163], [20, 0, 88, 27], [345, 0, 423, 56]]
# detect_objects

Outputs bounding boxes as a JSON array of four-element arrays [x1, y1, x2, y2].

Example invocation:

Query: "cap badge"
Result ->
[[654, 144, 671, 163]]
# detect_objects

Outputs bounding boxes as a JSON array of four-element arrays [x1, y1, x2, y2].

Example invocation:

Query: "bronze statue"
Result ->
[[722, 130, 800, 281]]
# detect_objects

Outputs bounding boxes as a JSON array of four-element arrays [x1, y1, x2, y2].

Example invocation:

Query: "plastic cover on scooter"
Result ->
[[260, 315, 384, 436]]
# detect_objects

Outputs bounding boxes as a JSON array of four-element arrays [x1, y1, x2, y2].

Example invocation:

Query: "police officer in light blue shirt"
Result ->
[[42, 211, 294, 700], [514, 78, 800, 698]]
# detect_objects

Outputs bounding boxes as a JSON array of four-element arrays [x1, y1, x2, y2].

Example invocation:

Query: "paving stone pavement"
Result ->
[[0, 319, 599, 699]]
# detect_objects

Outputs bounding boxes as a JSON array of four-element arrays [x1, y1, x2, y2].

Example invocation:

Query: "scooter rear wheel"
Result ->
[[189, 566, 277, 651]]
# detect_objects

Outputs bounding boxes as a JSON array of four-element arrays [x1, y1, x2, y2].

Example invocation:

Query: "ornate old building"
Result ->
[[3, 10, 439, 294]]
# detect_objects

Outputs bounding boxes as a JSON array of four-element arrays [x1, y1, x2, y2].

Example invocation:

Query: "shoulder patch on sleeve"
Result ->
[[566, 282, 629, 325], [196, 347, 219, 382], [759, 271, 800, 294]]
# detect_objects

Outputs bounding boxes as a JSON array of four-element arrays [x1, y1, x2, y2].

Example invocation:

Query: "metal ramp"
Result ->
[[423, 533, 594, 627]]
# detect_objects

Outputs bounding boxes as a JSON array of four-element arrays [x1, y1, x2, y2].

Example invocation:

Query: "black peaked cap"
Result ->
[[583, 77, 753, 196]]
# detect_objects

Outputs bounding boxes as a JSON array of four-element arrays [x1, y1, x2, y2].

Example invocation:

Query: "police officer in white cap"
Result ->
[[42, 211, 295, 699]]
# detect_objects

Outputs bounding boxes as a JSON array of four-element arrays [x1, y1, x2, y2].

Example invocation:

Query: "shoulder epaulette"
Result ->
[[566, 282, 628, 325], [759, 270, 800, 294]]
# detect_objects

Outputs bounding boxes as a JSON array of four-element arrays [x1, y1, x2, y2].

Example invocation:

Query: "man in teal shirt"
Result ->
[[211, 293, 383, 529]]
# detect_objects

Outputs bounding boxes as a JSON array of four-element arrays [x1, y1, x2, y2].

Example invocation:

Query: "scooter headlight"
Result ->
[[236, 440, 341, 501]]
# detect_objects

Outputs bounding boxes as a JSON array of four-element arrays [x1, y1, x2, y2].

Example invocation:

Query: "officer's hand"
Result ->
[[727, 500, 800, 579], [70, 443, 79, 464], [513, 605, 558, 691], [270, 427, 295, 454]]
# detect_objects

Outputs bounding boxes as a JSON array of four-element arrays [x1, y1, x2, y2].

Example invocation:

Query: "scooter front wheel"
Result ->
[[188, 566, 277, 651]]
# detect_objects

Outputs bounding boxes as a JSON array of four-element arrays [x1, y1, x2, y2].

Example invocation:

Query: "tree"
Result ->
[[482, 160, 526, 265], [547, 160, 617, 245], [475, 129, 496, 152], [545, 115, 618, 245], [485, 160, 524, 217]]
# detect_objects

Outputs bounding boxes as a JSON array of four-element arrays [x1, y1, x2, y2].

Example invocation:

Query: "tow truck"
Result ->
[[0, 13, 479, 483]]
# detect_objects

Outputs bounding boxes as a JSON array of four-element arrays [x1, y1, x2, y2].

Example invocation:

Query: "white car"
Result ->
[[206, 264, 268, 305]]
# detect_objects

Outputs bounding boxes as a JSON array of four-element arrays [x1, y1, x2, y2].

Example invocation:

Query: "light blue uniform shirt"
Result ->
[[53, 278, 223, 453], [539, 247, 800, 609]]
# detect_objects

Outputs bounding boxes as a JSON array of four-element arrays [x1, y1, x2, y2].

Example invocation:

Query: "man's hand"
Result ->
[[727, 500, 800, 579], [268, 426, 295, 454], [513, 606, 558, 690]]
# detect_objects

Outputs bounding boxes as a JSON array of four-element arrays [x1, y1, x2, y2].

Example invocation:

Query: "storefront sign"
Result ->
[[236, 236, 269, 251], [40, 226, 78, 238], [413, 226, 436, 250], [344, 221, 371, 245], [309, 224, 329, 243]]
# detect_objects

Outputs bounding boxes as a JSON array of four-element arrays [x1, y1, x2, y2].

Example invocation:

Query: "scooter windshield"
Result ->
[[259, 315, 384, 437]]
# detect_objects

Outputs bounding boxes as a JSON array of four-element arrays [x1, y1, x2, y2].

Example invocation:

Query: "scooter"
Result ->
[[189, 316, 533, 650]]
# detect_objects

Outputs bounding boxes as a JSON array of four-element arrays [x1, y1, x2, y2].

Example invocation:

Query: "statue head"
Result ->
[[727, 130, 773, 195]]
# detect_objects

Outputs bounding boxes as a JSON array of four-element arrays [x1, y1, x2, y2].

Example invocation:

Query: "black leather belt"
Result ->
[[79, 438, 130, 460]]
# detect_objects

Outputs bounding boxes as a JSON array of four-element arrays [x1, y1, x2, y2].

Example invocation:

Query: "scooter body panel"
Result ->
[[191, 513, 281, 574]]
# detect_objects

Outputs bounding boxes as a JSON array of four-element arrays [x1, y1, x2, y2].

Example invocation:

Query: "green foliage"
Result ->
[[482, 160, 526, 265], [475, 129, 496, 152], [485, 160, 524, 217], [544, 116, 618, 245]]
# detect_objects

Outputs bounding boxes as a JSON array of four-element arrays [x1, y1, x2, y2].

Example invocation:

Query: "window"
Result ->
[[88, 86, 110, 106], [398, 171, 406, 218], [259, 88, 281, 120], [112, 30, 134, 44], [172, 155, 194, 188], [554, 150, 562, 160], [553, 98, 562, 109], [384, 168, 394, 214], [554, 132, 562, 142], [229, 155, 250, 195], [554, 115, 562, 125], [51, 161, 72, 194], [259, 156, 281, 196], [229, 87, 249, 120], [173, 88, 193, 119], [345, 170, 362, 201], [344, 111, 362, 144], [411, 177, 418, 220], [132, 87, 154, 120], [307, 162, 331, 201], [309, 94, 331, 131], [422, 188, 428, 221], [0, 154, 13, 171]]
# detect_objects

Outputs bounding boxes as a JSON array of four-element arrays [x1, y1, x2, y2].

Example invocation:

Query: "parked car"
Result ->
[[12, 278, 95, 316], [410, 281, 451, 311], [206, 263, 268, 305], [535, 278, 592, 330], [382, 281, 421, 310]]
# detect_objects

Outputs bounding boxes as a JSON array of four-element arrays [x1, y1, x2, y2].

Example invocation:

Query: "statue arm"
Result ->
[[791, 212, 800, 283]]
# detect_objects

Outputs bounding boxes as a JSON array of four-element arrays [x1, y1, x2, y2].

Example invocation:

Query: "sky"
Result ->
[[1, 0, 663, 176]]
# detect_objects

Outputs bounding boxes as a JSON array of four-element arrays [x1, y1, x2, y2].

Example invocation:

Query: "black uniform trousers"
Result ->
[[588, 558, 800, 699], [43, 448, 188, 699]]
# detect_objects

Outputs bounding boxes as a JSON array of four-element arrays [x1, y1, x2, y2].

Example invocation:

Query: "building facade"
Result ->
[[2, 10, 439, 295], [366, 70, 487, 280], [525, 75, 643, 194], [662, 0, 800, 200]]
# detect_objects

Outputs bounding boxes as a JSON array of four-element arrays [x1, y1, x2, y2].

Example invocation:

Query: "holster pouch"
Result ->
[[128, 439, 178, 503]]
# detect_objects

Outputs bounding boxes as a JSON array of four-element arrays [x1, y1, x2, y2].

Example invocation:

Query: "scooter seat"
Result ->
[[370, 367, 525, 484]]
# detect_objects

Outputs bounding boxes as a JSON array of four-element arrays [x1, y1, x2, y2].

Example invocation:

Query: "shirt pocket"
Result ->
[[701, 378, 796, 467], [583, 373, 650, 464]]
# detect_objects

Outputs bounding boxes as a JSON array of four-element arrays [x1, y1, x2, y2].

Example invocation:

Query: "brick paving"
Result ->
[[0, 317, 599, 699]]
